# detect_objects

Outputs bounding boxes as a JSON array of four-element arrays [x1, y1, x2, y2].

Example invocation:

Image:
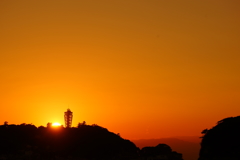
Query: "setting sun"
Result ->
[[52, 122, 61, 127]]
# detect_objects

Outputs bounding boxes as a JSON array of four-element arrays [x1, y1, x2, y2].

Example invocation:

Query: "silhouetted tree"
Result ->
[[141, 143, 183, 160], [46, 122, 52, 128], [199, 116, 240, 160], [4, 121, 8, 126]]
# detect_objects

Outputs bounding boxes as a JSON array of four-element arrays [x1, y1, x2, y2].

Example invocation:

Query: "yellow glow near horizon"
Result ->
[[52, 122, 61, 127]]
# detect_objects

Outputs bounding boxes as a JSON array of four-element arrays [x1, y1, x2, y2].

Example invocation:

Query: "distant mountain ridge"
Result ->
[[132, 136, 201, 160]]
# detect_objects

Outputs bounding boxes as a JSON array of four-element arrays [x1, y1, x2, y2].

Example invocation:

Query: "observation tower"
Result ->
[[64, 109, 73, 128]]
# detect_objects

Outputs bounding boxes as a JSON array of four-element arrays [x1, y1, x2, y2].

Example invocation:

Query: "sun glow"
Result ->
[[52, 122, 61, 127]]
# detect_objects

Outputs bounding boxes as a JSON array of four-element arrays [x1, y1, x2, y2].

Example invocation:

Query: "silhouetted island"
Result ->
[[199, 116, 240, 160], [0, 121, 183, 160]]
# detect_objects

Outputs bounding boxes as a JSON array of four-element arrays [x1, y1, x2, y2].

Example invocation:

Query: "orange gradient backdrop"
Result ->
[[0, 0, 240, 140]]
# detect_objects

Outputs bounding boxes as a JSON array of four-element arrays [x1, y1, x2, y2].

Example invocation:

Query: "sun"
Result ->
[[52, 122, 61, 127]]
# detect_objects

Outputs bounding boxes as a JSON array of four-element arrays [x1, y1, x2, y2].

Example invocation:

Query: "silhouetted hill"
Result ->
[[132, 137, 200, 160], [0, 123, 184, 160], [0, 123, 138, 160], [199, 116, 240, 160], [140, 143, 183, 160]]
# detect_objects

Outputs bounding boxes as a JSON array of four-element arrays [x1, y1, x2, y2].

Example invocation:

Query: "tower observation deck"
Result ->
[[64, 109, 73, 128]]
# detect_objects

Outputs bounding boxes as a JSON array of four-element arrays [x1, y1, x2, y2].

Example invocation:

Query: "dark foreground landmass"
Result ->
[[132, 137, 200, 160], [0, 122, 183, 160], [199, 116, 240, 160]]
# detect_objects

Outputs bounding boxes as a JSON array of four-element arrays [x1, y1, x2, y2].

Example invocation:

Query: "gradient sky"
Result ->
[[0, 0, 240, 140]]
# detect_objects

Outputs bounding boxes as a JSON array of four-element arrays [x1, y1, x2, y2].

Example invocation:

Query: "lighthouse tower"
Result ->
[[64, 109, 73, 128]]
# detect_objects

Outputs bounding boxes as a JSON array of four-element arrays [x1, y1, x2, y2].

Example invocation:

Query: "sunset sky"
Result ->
[[0, 0, 240, 140]]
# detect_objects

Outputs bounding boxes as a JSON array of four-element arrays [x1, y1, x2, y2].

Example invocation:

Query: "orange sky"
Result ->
[[0, 0, 240, 140]]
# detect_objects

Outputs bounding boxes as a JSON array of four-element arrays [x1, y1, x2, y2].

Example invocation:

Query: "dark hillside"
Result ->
[[199, 116, 240, 160], [0, 123, 184, 160], [133, 137, 200, 160], [0, 123, 138, 160]]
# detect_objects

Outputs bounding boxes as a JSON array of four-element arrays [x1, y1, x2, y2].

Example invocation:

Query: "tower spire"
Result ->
[[64, 109, 73, 128]]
